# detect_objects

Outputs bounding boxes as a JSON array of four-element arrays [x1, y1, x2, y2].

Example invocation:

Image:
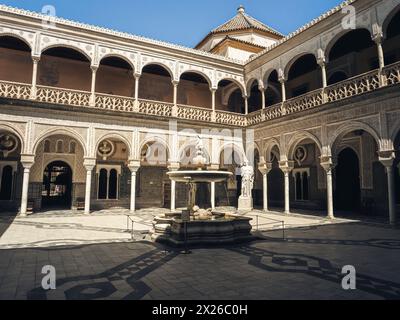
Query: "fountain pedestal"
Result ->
[[238, 196, 253, 211]]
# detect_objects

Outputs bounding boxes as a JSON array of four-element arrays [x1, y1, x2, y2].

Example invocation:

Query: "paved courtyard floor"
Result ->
[[0, 208, 399, 300]]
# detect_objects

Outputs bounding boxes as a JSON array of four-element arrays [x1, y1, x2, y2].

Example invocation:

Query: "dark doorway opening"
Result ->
[[42, 161, 72, 209], [335, 148, 361, 212]]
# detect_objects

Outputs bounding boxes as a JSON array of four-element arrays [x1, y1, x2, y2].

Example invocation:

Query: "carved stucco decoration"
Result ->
[[0, 133, 18, 157]]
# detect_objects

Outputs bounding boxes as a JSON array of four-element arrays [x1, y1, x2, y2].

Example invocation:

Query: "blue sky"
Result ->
[[0, 0, 344, 47]]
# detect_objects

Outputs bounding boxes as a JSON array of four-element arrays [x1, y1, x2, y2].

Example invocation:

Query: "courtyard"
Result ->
[[0, 209, 399, 300]]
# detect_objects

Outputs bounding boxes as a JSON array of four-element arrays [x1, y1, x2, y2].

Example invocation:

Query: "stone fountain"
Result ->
[[151, 137, 254, 246]]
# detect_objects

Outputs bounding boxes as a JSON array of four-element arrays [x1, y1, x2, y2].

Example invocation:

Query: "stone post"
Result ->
[[243, 95, 249, 115]]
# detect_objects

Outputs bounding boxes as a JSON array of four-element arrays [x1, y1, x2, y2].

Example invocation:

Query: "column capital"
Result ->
[[210, 87, 217, 93], [258, 162, 272, 175], [134, 72, 141, 79], [279, 160, 294, 173], [372, 23, 384, 44], [172, 80, 179, 87], [278, 69, 285, 83], [31, 55, 41, 63], [20, 154, 35, 168], [90, 65, 99, 72], [83, 158, 96, 170], [320, 155, 335, 172], [128, 160, 141, 172], [168, 162, 180, 171], [378, 150, 395, 168], [317, 48, 326, 66]]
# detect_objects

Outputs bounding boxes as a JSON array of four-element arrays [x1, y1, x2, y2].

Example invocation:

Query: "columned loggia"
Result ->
[[129, 160, 141, 213], [168, 162, 180, 212], [320, 156, 335, 219], [258, 161, 272, 212], [279, 161, 294, 214], [83, 158, 96, 214], [30, 56, 40, 100], [20, 155, 35, 216], [379, 152, 396, 225]]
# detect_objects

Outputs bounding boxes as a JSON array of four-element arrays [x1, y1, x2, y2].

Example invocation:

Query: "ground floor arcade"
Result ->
[[0, 123, 398, 225]]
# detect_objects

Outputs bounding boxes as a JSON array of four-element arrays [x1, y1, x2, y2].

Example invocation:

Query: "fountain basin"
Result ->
[[151, 212, 255, 246]]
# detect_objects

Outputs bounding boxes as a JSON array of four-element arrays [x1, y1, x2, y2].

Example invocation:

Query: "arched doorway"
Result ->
[[42, 161, 72, 209], [335, 148, 361, 212]]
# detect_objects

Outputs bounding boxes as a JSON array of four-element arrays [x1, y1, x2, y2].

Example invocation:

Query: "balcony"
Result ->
[[0, 62, 399, 127]]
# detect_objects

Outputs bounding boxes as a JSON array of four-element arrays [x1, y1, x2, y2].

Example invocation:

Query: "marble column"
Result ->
[[134, 74, 140, 110], [90, 66, 98, 106], [385, 165, 396, 225], [129, 161, 140, 213], [379, 153, 396, 225], [244, 95, 249, 115], [20, 160, 34, 216], [211, 88, 216, 122], [259, 162, 272, 212], [259, 86, 266, 110], [321, 158, 335, 219], [280, 162, 293, 215], [84, 165, 94, 214], [172, 80, 179, 117], [30, 57, 40, 99]]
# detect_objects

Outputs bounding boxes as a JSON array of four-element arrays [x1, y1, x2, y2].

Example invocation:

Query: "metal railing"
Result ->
[[253, 214, 286, 241]]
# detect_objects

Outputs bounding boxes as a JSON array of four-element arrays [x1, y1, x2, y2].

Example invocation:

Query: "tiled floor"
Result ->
[[0, 208, 399, 300]]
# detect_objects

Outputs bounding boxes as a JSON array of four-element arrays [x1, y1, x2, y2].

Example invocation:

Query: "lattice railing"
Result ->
[[1, 62, 399, 127], [215, 110, 247, 127], [95, 94, 135, 112], [178, 104, 212, 122], [264, 103, 283, 120], [326, 70, 380, 103], [138, 99, 173, 117], [0, 80, 31, 100], [36, 85, 90, 107], [383, 61, 400, 86], [285, 89, 324, 114]]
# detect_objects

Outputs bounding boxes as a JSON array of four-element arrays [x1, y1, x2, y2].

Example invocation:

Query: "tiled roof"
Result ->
[[211, 6, 284, 37], [210, 36, 267, 52]]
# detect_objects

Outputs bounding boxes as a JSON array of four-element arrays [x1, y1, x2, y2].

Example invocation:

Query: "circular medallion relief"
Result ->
[[294, 146, 307, 165], [97, 140, 115, 160], [0, 134, 18, 157]]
